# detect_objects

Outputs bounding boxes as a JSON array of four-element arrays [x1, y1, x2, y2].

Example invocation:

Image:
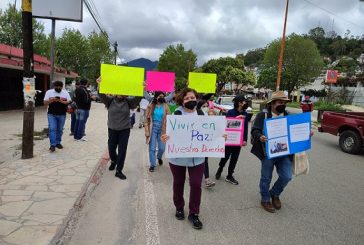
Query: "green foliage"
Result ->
[[334, 57, 358, 76], [306, 26, 364, 61], [201, 56, 254, 93], [56, 29, 113, 82], [0, 3, 50, 56], [315, 101, 343, 111], [263, 34, 324, 94], [241, 48, 266, 67], [302, 89, 327, 97], [257, 66, 276, 90], [157, 44, 197, 91]]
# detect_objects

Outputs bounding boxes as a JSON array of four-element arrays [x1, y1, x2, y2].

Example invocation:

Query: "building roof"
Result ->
[[0, 43, 78, 78]]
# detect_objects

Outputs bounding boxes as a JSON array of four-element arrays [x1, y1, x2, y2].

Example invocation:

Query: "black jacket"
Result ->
[[250, 110, 289, 161]]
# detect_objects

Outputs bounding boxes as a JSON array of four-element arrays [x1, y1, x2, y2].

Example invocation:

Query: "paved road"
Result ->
[[68, 116, 364, 245]]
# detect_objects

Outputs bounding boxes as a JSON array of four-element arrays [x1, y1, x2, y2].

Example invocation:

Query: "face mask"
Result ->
[[184, 100, 197, 110], [55, 88, 62, 93], [242, 104, 249, 110], [157, 98, 166, 103], [275, 104, 286, 114]]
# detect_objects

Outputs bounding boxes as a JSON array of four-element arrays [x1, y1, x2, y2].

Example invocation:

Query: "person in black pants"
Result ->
[[215, 95, 251, 185], [96, 78, 137, 180]]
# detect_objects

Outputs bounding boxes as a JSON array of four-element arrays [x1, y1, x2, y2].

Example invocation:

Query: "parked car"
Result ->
[[214, 96, 235, 115], [318, 111, 364, 154]]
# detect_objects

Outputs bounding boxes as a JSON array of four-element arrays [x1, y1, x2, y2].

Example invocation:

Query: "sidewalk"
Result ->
[[0, 103, 109, 245]]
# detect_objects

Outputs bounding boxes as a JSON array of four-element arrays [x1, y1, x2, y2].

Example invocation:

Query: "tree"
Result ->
[[257, 66, 277, 90], [263, 34, 324, 95], [157, 44, 197, 90], [56, 29, 90, 78], [0, 3, 50, 56], [86, 31, 114, 81], [56, 29, 114, 83], [201, 56, 254, 93], [241, 48, 266, 67]]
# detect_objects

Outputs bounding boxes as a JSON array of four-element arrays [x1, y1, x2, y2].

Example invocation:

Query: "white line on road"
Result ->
[[143, 151, 161, 245]]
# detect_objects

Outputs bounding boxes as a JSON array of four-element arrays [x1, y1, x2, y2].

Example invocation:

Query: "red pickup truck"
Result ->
[[318, 112, 364, 154]]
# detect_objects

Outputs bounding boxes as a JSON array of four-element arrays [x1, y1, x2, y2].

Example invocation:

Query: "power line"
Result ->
[[302, 0, 364, 31]]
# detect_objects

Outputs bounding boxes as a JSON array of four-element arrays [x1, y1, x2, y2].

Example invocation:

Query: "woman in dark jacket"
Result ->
[[215, 95, 250, 185]]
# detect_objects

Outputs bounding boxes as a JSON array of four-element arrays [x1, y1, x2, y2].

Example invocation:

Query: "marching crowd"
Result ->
[[43, 78, 312, 230]]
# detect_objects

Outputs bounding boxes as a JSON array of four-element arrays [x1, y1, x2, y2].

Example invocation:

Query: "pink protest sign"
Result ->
[[146, 71, 175, 92], [225, 117, 245, 146]]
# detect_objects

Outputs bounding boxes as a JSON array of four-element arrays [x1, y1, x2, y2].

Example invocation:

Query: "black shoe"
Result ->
[[69, 133, 74, 136], [109, 161, 116, 171], [175, 209, 185, 220], [115, 171, 126, 180], [158, 158, 163, 166], [215, 167, 223, 180], [149, 166, 155, 172], [225, 175, 239, 185], [139, 125, 142, 129], [55, 144, 63, 149], [188, 214, 203, 229], [49, 146, 56, 152]]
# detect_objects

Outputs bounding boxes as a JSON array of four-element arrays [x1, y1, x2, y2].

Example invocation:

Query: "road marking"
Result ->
[[143, 151, 160, 245]]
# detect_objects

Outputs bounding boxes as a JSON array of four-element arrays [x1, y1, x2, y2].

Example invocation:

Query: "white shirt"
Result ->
[[139, 98, 149, 110]]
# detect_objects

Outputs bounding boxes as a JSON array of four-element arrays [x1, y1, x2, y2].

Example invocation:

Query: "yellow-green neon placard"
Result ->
[[100, 64, 144, 96], [188, 72, 217, 93]]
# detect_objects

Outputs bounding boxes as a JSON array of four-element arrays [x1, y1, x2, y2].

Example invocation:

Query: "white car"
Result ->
[[213, 96, 234, 115]]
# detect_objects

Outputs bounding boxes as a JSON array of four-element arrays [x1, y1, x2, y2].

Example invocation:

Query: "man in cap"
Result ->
[[250, 91, 292, 213]]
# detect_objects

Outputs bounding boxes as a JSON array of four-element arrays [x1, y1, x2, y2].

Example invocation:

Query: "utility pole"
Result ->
[[21, 0, 35, 159], [113, 41, 118, 65], [276, 0, 289, 91], [50, 19, 56, 86]]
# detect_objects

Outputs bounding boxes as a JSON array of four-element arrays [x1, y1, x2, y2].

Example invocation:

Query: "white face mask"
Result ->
[[201, 107, 209, 113]]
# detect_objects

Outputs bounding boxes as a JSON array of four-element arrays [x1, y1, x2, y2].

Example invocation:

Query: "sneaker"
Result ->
[[149, 166, 155, 172], [188, 214, 203, 229], [175, 209, 185, 220], [225, 176, 239, 185], [49, 146, 56, 152], [205, 179, 216, 188], [138, 125, 142, 129], [158, 158, 163, 166], [109, 161, 116, 171], [79, 137, 88, 142], [55, 144, 63, 149], [115, 171, 126, 180], [215, 167, 223, 180]]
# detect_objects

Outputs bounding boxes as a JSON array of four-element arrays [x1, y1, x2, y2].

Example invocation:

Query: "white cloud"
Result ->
[[1, 0, 363, 65]]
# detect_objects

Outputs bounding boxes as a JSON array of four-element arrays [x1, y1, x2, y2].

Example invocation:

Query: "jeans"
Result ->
[[149, 121, 165, 167], [74, 109, 89, 140], [47, 114, 66, 147], [169, 163, 205, 215], [70, 112, 76, 134], [260, 156, 293, 202], [108, 128, 130, 172], [218, 146, 241, 177]]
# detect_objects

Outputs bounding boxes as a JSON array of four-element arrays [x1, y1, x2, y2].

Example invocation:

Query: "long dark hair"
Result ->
[[197, 100, 207, 110]]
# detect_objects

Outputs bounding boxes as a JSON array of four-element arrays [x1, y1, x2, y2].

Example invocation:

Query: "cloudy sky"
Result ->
[[1, 0, 364, 65]]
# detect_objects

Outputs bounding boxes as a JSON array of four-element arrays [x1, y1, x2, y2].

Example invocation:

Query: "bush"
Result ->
[[315, 101, 343, 111]]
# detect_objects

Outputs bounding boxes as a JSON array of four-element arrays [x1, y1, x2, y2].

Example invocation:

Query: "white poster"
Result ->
[[290, 123, 310, 143], [265, 117, 288, 139], [165, 115, 226, 158]]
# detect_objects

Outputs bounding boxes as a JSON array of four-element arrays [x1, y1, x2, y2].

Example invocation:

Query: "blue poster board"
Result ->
[[264, 113, 311, 159]]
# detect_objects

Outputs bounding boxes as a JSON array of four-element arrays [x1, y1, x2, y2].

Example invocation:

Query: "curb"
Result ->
[[51, 151, 110, 245]]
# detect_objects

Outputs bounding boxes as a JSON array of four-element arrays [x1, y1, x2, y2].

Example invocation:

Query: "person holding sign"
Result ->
[[250, 91, 292, 213], [161, 88, 206, 230], [145, 92, 171, 172], [96, 78, 137, 180], [197, 100, 216, 188], [215, 95, 250, 185]]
